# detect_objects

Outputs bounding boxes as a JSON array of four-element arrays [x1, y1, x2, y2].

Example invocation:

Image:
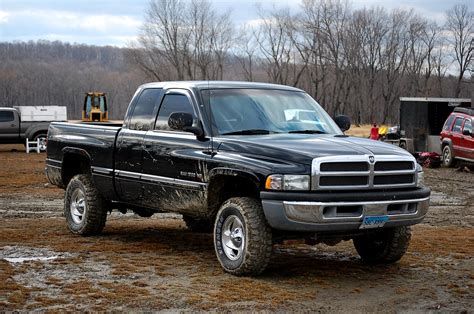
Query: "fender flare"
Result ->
[[61, 147, 92, 180], [61, 147, 92, 161], [441, 138, 453, 149], [208, 167, 261, 188], [24, 124, 49, 140], [441, 138, 454, 157]]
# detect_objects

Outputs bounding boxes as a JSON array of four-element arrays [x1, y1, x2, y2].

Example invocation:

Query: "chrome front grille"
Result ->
[[312, 155, 417, 190]]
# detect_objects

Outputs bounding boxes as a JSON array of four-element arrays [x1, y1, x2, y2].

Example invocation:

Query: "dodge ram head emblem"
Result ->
[[369, 156, 375, 163]]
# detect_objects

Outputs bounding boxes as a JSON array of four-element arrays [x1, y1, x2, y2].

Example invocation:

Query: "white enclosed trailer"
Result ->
[[13, 106, 67, 122]]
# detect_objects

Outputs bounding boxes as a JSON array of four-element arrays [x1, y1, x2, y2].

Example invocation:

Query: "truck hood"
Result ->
[[216, 134, 413, 166]]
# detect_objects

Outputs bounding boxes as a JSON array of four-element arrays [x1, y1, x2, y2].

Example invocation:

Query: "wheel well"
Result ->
[[207, 175, 260, 217], [441, 140, 453, 151], [30, 130, 48, 140], [62, 153, 91, 186]]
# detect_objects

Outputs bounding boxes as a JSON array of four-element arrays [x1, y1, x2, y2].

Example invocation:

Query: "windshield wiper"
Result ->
[[221, 129, 279, 135], [289, 129, 326, 134]]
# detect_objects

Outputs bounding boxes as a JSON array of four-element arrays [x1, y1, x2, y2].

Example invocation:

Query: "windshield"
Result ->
[[202, 89, 342, 136]]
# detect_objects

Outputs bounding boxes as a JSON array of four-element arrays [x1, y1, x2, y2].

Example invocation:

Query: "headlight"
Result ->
[[416, 164, 424, 187], [265, 174, 310, 191]]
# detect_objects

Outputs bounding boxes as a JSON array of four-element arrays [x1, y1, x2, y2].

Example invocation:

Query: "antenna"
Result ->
[[207, 79, 214, 155]]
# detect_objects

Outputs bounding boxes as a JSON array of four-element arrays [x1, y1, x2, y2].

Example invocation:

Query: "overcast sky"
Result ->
[[0, 0, 472, 47]]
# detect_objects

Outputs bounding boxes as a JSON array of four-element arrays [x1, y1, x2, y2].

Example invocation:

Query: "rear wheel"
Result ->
[[442, 145, 455, 167], [33, 133, 48, 152], [214, 197, 272, 276], [353, 226, 411, 264], [64, 174, 108, 236]]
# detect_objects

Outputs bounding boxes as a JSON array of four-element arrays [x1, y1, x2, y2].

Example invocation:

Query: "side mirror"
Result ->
[[334, 115, 351, 132], [462, 129, 472, 136], [168, 112, 203, 137]]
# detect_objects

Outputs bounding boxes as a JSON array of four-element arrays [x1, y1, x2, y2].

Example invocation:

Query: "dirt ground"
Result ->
[[0, 144, 473, 312]]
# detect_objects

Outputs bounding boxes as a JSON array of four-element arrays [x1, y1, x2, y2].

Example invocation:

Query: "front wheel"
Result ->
[[442, 145, 455, 167], [353, 226, 411, 264], [214, 197, 272, 276], [64, 174, 108, 236]]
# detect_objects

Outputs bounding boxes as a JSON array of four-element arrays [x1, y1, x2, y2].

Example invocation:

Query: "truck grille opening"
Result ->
[[323, 205, 363, 218], [320, 162, 369, 172], [374, 174, 415, 185], [319, 176, 368, 186], [312, 155, 417, 190], [374, 161, 414, 171], [387, 203, 417, 215]]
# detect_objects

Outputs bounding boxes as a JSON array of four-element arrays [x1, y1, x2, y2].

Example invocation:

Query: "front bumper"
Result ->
[[261, 187, 431, 232]]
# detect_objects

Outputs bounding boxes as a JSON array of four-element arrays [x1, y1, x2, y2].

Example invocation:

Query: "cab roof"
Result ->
[[138, 81, 304, 92]]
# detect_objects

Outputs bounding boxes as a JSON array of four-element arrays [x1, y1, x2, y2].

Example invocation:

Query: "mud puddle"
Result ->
[[1, 246, 73, 264]]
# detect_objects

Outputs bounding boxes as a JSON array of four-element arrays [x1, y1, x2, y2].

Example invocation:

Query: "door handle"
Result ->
[[11, 124, 16, 127]]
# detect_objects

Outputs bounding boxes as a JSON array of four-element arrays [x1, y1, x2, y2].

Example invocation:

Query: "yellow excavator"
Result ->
[[82, 92, 108, 122]]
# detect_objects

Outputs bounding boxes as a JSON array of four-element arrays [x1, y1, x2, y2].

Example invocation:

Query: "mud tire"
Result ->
[[214, 197, 272, 276], [353, 226, 411, 264], [64, 174, 108, 236], [442, 145, 455, 167], [183, 216, 213, 233]]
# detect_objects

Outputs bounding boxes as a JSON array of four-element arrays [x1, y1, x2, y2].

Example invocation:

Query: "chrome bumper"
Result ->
[[283, 197, 429, 224], [262, 196, 430, 232]]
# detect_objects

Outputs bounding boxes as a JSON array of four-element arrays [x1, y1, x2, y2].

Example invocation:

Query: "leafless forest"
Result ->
[[0, 0, 472, 123]]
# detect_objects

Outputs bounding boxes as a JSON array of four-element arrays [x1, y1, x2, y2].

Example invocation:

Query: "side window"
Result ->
[[463, 119, 472, 134], [442, 115, 455, 131], [452, 117, 463, 133], [129, 89, 162, 131], [155, 94, 196, 131], [0, 111, 14, 122]]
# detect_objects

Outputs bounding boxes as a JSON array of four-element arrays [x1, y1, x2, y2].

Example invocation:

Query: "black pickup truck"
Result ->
[[46, 81, 430, 275]]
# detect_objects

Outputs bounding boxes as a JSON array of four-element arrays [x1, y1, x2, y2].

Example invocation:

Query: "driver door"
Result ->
[[141, 89, 210, 216]]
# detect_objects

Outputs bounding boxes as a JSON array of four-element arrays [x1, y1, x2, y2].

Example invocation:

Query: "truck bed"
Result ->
[[46, 122, 121, 189]]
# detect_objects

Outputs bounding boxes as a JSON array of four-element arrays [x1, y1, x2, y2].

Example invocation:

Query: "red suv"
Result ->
[[440, 107, 474, 167]]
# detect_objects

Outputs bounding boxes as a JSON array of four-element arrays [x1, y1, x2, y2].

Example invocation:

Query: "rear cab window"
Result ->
[[128, 88, 162, 131]]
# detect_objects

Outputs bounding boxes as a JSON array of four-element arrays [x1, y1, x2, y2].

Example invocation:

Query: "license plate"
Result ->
[[359, 215, 389, 229]]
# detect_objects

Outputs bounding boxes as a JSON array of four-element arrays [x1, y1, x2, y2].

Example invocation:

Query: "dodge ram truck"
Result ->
[[45, 81, 430, 275]]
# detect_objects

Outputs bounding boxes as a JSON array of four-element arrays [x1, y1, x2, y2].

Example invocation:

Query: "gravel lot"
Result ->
[[0, 144, 473, 311]]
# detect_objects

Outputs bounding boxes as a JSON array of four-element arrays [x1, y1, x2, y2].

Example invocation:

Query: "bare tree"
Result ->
[[141, 0, 191, 80], [254, 6, 295, 85], [420, 22, 441, 95], [445, 4, 474, 97], [130, 0, 233, 81], [235, 25, 259, 81]]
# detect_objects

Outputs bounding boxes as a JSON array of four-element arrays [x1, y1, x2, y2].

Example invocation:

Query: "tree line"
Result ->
[[130, 0, 473, 124], [0, 0, 472, 124], [0, 41, 146, 119]]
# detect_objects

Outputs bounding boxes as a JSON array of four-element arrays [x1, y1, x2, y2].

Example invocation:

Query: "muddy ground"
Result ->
[[0, 144, 472, 312]]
